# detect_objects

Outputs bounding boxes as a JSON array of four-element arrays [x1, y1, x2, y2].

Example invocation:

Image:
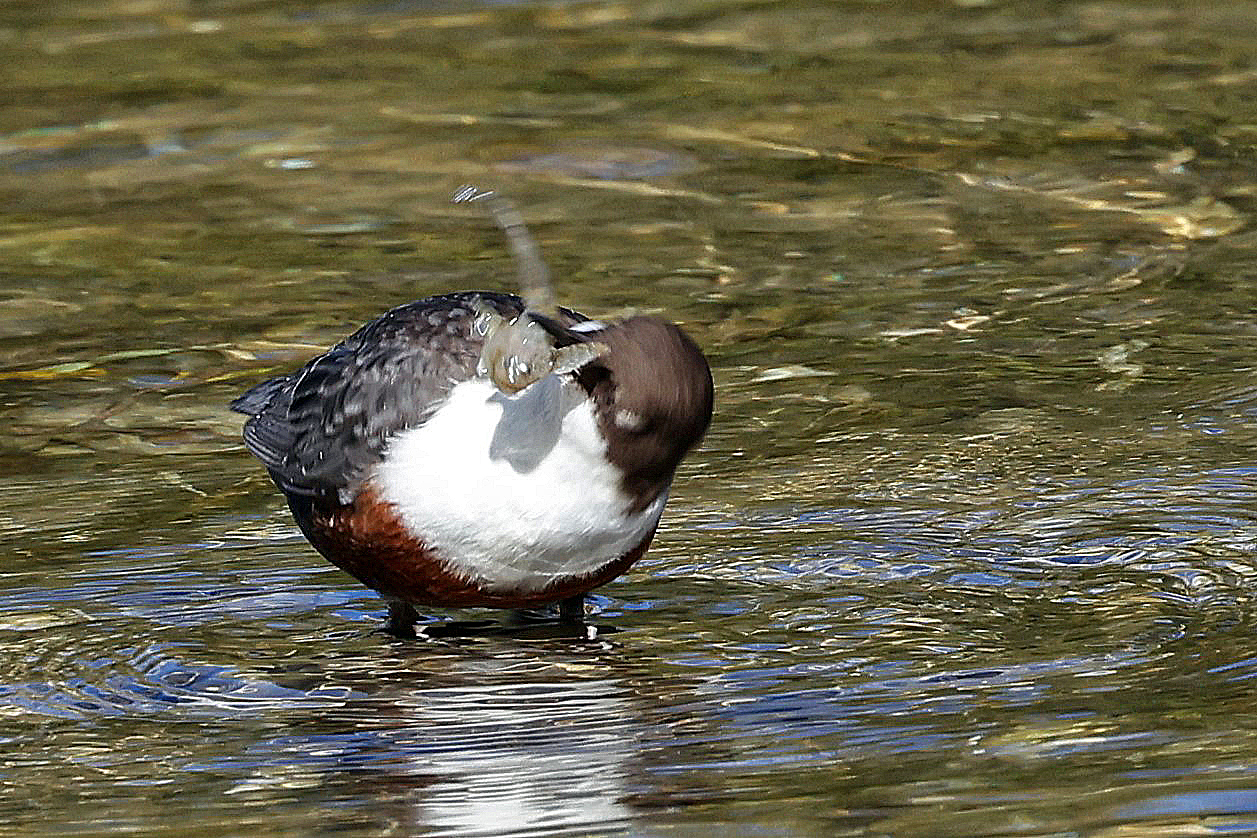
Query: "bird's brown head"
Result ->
[[575, 316, 713, 512]]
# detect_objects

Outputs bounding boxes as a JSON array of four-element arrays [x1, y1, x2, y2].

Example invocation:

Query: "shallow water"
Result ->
[[4, 1, 1257, 835]]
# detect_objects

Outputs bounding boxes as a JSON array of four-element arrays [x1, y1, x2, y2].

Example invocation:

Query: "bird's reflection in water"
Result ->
[[230, 647, 646, 836], [389, 677, 636, 834]]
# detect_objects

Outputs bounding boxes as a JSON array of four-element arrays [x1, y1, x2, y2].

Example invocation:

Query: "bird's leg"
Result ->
[[452, 185, 556, 314], [384, 600, 420, 639], [458, 187, 608, 396], [558, 594, 586, 625]]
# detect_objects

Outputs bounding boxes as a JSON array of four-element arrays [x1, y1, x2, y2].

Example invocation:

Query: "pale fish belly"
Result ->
[[372, 376, 666, 593]]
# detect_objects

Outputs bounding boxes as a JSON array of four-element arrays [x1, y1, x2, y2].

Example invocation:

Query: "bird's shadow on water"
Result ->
[[392, 617, 621, 643]]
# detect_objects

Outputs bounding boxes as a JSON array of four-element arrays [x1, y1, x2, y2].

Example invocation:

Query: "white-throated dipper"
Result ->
[[231, 189, 713, 637]]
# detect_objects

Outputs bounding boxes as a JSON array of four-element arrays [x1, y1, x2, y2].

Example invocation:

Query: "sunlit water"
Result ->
[[3, 1, 1257, 835]]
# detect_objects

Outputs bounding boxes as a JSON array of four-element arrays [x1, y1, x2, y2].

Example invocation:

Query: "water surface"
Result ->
[[3, 1, 1257, 835]]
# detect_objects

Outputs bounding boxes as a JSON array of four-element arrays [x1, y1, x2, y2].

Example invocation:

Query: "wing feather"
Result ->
[[232, 292, 513, 497], [231, 291, 588, 500]]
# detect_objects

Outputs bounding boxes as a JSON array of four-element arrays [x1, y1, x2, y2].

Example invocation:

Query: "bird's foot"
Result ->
[[379, 596, 612, 641], [383, 600, 420, 639]]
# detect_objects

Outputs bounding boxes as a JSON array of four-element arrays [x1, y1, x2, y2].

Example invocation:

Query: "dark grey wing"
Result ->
[[231, 373, 300, 475], [231, 291, 531, 500]]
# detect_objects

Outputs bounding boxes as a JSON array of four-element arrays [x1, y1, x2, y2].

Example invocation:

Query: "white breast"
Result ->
[[372, 376, 666, 594]]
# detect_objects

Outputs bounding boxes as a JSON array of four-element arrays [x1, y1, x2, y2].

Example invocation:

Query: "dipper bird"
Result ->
[[231, 188, 713, 637]]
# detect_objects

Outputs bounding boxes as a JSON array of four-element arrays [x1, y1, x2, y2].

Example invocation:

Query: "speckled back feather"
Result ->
[[230, 291, 588, 501]]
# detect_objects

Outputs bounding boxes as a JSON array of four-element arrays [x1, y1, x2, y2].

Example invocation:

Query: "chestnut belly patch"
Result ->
[[289, 485, 657, 608]]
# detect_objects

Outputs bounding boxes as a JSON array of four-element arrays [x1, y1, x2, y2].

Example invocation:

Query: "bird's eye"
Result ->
[[614, 409, 649, 433]]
